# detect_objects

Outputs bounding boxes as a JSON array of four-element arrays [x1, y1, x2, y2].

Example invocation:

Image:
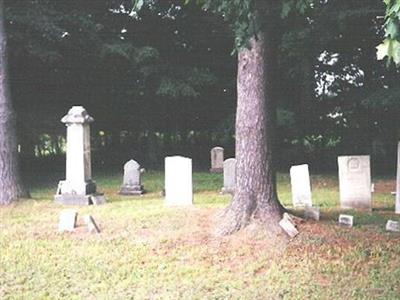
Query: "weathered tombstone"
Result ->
[[386, 220, 400, 232], [279, 213, 299, 238], [304, 205, 320, 221], [396, 142, 400, 214], [338, 214, 354, 228], [290, 164, 312, 207], [58, 209, 77, 232], [338, 155, 372, 210], [210, 147, 224, 173], [84, 215, 101, 233], [165, 156, 193, 206], [119, 159, 144, 195], [55, 106, 106, 205], [221, 158, 236, 194]]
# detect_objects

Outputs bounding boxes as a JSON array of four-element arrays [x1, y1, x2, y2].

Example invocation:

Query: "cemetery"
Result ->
[[1, 1, 400, 299]]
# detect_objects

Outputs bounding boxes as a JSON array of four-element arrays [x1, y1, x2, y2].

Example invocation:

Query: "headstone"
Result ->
[[290, 164, 312, 207], [221, 158, 236, 194], [210, 147, 224, 173], [58, 209, 77, 232], [165, 156, 193, 206], [396, 142, 400, 214], [54, 106, 105, 205], [279, 214, 299, 238], [304, 205, 320, 221], [386, 220, 400, 232], [84, 215, 101, 233], [338, 155, 372, 210], [338, 214, 354, 227], [119, 159, 145, 195]]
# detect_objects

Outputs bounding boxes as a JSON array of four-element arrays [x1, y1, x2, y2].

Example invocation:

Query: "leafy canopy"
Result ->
[[133, 0, 313, 50], [377, 0, 400, 65]]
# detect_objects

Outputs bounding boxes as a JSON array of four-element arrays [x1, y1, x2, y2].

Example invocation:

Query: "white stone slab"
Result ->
[[165, 156, 193, 206], [279, 214, 299, 238], [84, 215, 101, 233], [58, 209, 77, 232], [290, 164, 312, 207], [386, 220, 400, 232], [396, 142, 400, 214], [221, 158, 236, 194], [210, 147, 224, 172], [338, 214, 354, 227], [338, 156, 372, 210]]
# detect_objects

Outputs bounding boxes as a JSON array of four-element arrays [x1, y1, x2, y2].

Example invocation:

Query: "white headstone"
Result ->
[[290, 164, 312, 207], [119, 159, 144, 195], [221, 158, 236, 194], [386, 220, 400, 232], [55, 106, 105, 205], [338, 214, 354, 227], [396, 142, 400, 214], [338, 155, 372, 210], [58, 209, 77, 232], [165, 156, 193, 206], [210, 147, 224, 173]]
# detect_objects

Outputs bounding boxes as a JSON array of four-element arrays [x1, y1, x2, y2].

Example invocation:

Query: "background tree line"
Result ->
[[5, 0, 400, 173]]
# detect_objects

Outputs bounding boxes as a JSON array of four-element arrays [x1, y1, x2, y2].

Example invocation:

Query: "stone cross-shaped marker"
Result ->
[[119, 159, 144, 195], [54, 106, 106, 205], [210, 147, 224, 173]]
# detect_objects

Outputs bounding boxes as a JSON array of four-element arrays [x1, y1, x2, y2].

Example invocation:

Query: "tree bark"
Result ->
[[0, 0, 28, 205], [217, 12, 284, 235]]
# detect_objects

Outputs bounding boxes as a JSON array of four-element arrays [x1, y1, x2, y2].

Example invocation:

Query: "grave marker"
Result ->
[[58, 209, 77, 232], [221, 158, 236, 194], [165, 156, 193, 206], [210, 147, 224, 173], [55, 106, 105, 205], [119, 159, 145, 195], [338, 155, 371, 210], [290, 164, 312, 207]]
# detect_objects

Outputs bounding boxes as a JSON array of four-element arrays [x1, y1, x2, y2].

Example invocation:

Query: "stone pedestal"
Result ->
[[119, 159, 145, 195], [210, 147, 224, 173], [54, 106, 105, 205]]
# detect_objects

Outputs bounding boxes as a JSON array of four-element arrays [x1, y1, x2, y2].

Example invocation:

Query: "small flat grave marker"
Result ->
[[279, 214, 299, 238], [304, 206, 320, 221], [338, 214, 354, 228], [84, 215, 101, 234], [386, 220, 400, 232], [58, 209, 77, 232]]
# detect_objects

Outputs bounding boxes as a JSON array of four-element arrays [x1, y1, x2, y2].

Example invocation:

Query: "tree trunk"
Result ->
[[217, 17, 284, 235], [0, 0, 28, 205]]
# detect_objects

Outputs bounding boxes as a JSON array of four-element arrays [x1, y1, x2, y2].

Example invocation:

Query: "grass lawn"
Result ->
[[1, 171, 400, 299]]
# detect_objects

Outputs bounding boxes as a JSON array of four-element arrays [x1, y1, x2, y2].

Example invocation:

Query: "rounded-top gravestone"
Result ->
[[119, 159, 144, 195]]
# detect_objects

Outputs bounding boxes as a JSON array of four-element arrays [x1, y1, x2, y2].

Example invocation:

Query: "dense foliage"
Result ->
[[5, 0, 399, 172]]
